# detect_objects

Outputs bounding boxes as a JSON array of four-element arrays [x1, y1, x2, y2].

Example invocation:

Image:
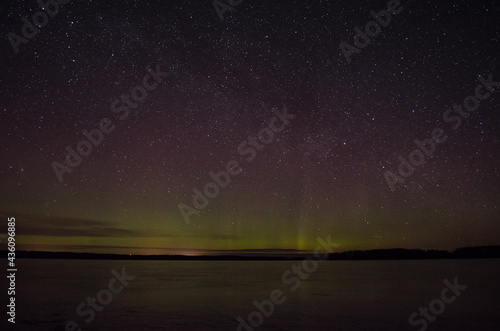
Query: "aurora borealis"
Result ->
[[1, 0, 499, 256]]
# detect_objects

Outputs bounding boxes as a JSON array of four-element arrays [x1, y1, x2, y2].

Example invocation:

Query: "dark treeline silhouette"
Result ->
[[326, 246, 500, 260], [452, 246, 500, 259], [5, 251, 296, 261], [2, 246, 499, 261], [327, 248, 451, 260]]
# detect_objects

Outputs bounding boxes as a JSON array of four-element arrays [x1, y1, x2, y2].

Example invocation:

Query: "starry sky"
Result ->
[[1, 0, 499, 255]]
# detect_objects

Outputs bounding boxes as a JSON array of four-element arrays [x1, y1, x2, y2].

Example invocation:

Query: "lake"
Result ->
[[3, 259, 499, 330]]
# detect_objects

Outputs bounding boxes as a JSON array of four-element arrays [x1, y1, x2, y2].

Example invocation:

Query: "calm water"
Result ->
[[2, 259, 499, 330]]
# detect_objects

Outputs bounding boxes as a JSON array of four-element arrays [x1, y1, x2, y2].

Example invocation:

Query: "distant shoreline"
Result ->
[[2, 246, 500, 261]]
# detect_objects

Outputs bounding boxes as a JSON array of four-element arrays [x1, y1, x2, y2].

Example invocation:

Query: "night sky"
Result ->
[[1, 0, 499, 255]]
